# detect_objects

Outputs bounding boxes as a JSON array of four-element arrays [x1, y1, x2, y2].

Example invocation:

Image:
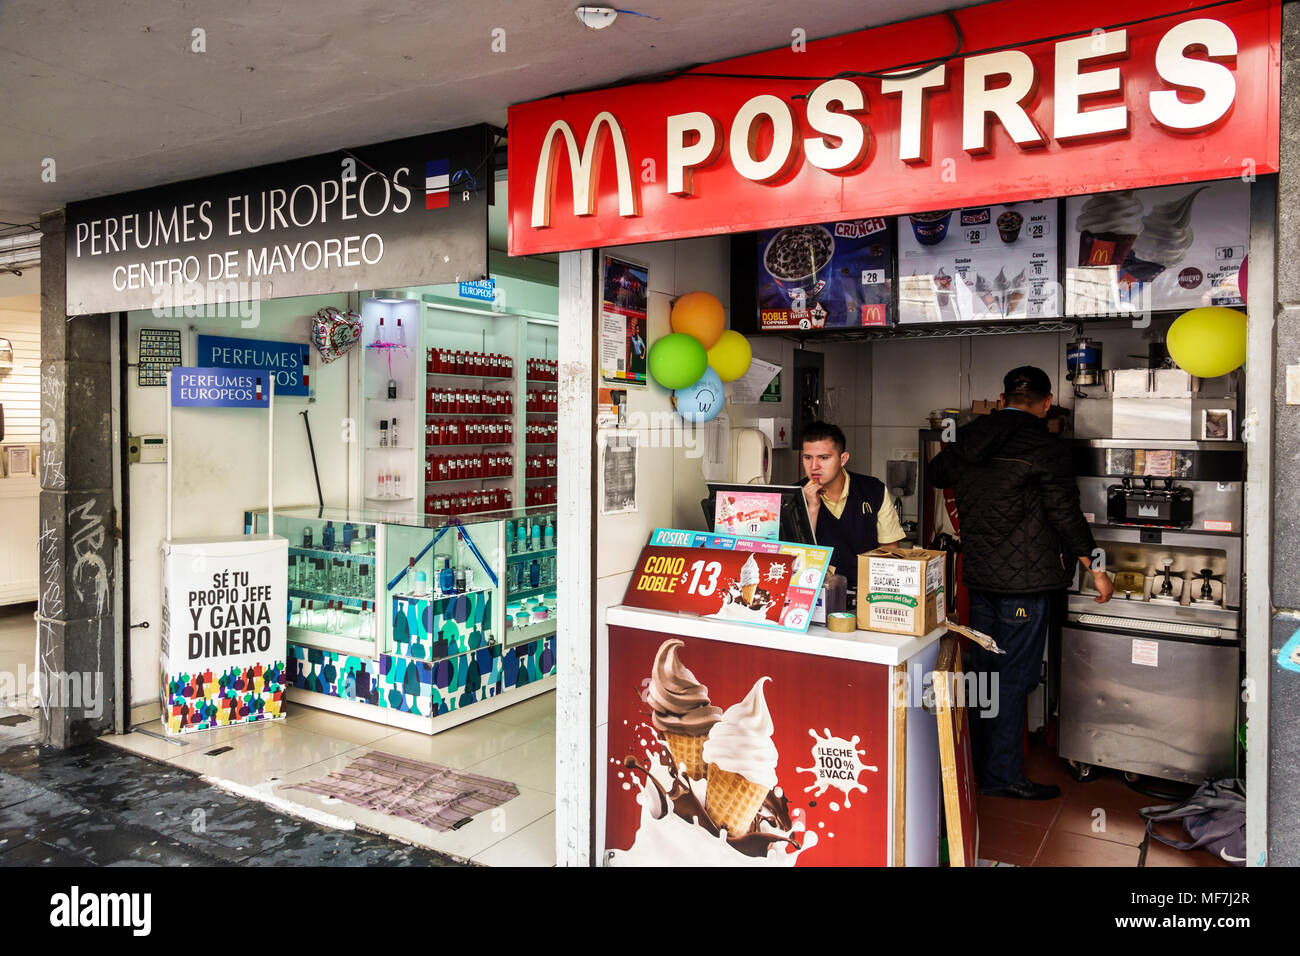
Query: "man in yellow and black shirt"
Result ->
[[797, 421, 904, 591]]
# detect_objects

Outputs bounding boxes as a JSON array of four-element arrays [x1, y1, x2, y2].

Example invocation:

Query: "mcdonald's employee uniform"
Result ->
[[797, 470, 904, 591]]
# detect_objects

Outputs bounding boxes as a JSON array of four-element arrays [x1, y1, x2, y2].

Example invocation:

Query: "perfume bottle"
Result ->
[[343, 522, 355, 553], [379, 420, 389, 448], [387, 378, 398, 400], [302, 525, 314, 549], [544, 517, 554, 550], [358, 563, 370, 599], [530, 559, 541, 588], [390, 417, 399, 447], [515, 521, 528, 555], [375, 315, 388, 346], [531, 521, 542, 553], [438, 557, 455, 595], [288, 555, 298, 588], [323, 521, 336, 552], [395, 317, 406, 347]]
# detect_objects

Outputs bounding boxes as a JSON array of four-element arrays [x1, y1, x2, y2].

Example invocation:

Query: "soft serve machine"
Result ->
[[1059, 367, 1243, 784]]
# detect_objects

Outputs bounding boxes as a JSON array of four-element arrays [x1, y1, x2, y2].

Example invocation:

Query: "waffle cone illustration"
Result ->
[[664, 731, 708, 780], [739, 553, 760, 606], [705, 763, 769, 835], [646, 640, 722, 781]]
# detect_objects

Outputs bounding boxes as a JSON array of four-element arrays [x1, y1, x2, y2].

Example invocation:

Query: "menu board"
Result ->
[[897, 200, 1059, 324], [1064, 181, 1248, 316], [624, 528, 832, 632], [757, 219, 893, 331]]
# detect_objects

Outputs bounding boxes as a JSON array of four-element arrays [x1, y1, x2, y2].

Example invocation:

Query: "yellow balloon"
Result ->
[[707, 329, 752, 382], [670, 292, 726, 349], [1166, 307, 1247, 379]]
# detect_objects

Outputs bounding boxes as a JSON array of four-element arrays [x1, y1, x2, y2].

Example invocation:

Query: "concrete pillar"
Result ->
[[1268, 6, 1300, 867], [37, 209, 116, 747]]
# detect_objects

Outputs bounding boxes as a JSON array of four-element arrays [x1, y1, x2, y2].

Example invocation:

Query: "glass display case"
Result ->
[[246, 504, 557, 733]]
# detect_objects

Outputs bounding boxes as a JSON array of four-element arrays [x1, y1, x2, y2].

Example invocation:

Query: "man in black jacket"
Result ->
[[930, 367, 1113, 800]]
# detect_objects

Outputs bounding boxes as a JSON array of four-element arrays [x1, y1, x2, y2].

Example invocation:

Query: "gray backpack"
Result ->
[[1138, 778, 1247, 866]]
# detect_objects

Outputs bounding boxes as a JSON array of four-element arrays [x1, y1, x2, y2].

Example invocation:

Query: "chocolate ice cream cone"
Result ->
[[663, 731, 708, 780]]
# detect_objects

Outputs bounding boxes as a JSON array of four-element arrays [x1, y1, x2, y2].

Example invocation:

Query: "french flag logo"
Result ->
[[425, 159, 450, 209]]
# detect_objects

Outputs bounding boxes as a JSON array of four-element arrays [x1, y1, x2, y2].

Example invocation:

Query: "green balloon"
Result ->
[[648, 333, 708, 390]]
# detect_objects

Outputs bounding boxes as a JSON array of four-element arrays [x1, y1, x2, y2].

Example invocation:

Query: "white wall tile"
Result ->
[[871, 338, 961, 427]]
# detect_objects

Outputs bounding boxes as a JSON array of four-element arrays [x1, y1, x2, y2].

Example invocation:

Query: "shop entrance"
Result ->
[[105, 165, 565, 866]]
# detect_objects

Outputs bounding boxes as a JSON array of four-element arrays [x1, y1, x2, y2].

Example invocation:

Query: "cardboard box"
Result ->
[[971, 399, 998, 416], [857, 548, 946, 636]]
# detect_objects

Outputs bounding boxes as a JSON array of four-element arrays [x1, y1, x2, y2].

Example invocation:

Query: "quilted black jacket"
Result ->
[[928, 409, 1096, 594]]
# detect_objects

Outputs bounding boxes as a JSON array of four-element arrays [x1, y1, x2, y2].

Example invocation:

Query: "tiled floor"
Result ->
[[976, 740, 1232, 868], [108, 691, 558, 866], [0, 603, 36, 712]]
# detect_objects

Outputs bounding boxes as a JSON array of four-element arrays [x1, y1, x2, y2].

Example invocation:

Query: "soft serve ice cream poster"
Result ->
[[604, 629, 892, 866], [1066, 180, 1248, 315], [623, 529, 831, 632]]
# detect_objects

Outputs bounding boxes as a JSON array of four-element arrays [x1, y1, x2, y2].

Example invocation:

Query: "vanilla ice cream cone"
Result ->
[[705, 763, 769, 836], [664, 731, 708, 780]]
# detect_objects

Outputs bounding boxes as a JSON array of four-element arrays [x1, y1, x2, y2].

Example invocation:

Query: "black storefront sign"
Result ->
[[65, 124, 494, 313]]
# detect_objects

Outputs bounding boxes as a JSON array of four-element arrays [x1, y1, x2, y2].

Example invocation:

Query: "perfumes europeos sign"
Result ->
[[65, 124, 495, 314]]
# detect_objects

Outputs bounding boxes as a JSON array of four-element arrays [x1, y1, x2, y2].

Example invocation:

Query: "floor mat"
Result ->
[[284, 750, 520, 832]]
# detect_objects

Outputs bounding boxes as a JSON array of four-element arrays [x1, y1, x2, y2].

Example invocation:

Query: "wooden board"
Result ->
[[933, 635, 978, 867]]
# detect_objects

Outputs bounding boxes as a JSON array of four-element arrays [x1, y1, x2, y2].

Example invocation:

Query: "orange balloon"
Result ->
[[670, 291, 726, 348]]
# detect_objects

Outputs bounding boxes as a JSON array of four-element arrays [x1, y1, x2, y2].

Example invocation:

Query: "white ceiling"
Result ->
[[0, 0, 988, 229]]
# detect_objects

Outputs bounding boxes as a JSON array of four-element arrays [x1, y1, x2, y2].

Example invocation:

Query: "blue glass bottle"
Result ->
[[342, 522, 355, 552], [438, 557, 456, 595], [322, 521, 336, 551], [529, 559, 541, 588]]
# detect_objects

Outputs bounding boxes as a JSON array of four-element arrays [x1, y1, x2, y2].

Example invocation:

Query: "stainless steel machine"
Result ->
[[1059, 429, 1244, 784]]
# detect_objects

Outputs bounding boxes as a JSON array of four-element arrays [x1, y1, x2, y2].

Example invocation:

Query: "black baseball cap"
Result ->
[[1003, 365, 1053, 398]]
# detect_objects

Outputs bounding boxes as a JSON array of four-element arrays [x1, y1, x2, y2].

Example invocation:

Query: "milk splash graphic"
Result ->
[[605, 719, 818, 867], [795, 729, 878, 809]]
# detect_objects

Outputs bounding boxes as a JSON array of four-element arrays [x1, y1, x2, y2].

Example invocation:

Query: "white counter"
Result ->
[[604, 604, 944, 666]]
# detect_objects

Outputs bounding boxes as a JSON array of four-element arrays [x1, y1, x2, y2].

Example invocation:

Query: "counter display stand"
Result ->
[[601, 606, 943, 867], [248, 505, 557, 734]]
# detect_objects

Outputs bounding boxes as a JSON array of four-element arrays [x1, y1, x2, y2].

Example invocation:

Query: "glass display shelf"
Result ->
[[290, 546, 376, 563], [425, 474, 513, 484], [507, 584, 553, 601], [424, 411, 514, 418], [289, 587, 373, 607], [427, 371, 514, 381], [526, 411, 558, 417], [424, 441, 514, 448], [508, 619, 557, 644], [506, 546, 557, 563], [525, 474, 557, 481]]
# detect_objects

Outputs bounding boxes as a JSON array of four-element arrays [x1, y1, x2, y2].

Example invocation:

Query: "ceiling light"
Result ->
[[575, 6, 618, 29]]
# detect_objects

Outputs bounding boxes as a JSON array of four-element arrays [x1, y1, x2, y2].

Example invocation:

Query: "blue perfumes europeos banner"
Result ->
[[458, 278, 496, 301], [196, 334, 310, 396], [171, 367, 270, 408]]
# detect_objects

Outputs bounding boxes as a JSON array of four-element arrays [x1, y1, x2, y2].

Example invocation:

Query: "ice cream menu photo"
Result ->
[[1065, 181, 1248, 316], [623, 529, 831, 633], [604, 628, 891, 866], [757, 219, 894, 331], [897, 200, 1059, 324]]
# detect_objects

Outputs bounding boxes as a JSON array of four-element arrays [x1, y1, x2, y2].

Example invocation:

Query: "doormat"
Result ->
[[283, 750, 519, 831]]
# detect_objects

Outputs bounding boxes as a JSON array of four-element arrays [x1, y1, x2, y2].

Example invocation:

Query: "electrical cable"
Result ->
[[544, 0, 1242, 99]]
